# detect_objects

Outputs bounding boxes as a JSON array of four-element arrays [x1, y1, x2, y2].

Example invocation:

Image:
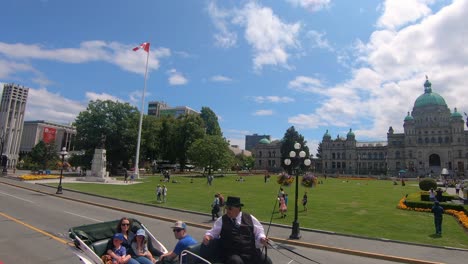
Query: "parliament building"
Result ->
[[320, 78, 468, 178]]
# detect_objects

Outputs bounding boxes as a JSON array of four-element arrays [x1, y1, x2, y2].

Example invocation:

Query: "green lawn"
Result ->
[[59, 174, 468, 249]]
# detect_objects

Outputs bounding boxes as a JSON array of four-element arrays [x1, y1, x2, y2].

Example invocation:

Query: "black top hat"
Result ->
[[225, 196, 244, 207]]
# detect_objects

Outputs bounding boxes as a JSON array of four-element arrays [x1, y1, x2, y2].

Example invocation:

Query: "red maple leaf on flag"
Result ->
[[133, 42, 150, 52]]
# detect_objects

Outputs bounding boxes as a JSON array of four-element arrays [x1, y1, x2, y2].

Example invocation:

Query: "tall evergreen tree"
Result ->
[[280, 126, 309, 173], [200, 107, 222, 136]]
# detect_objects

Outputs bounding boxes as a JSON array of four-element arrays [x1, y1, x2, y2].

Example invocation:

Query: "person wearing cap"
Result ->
[[157, 221, 197, 264], [431, 201, 444, 235], [107, 218, 139, 264], [107, 233, 131, 264], [203, 196, 272, 264], [130, 229, 156, 264]]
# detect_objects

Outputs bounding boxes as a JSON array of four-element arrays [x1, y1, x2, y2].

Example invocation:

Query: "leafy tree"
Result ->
[[187, 135, 233, 175], [200, 107, 222, 136], [174, 114, 206, 171], [316, 142, 322, 159], [73, 100, 139, 171], [233, 154, 255, 171], [30, 141, 59, 170], [155, 116, 178, 163], [280, 126, 309, 173]]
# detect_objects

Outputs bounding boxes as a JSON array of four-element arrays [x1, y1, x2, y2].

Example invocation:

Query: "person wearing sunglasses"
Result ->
[[106, 218, 142, 264], [202, 196, 272, 264], [157, 221, 197, 264]]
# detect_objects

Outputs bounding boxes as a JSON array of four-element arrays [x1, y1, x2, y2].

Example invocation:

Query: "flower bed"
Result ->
[[277, 173, 294, 186], [19, 174, 60, 181], [397, 196, 468, 230]]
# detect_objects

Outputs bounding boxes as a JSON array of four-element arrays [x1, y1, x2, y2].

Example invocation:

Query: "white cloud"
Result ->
[[253, 109, 274, 116], [207, 1, 237, 48], [167, 69, 188, 86], [289, 0, 468, 141], [25, 88, 86, 123], [376, 0, 433, 30], [0, 41, 171, 77], [208, 1, 301, 71], [85, 92, 123, 102], [252, 96, 295, 103], [210, 75, 233, 82], [239, 2, 301, 71], [288, 76, 324, 93], [286, 0, 331, 12], [306, 30, 334, 51]]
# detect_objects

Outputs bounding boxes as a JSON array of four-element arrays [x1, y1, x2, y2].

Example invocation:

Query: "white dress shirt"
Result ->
[[205, 212, 266, 248]]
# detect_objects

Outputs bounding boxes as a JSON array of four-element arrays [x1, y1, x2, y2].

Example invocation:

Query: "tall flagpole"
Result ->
[[134, 45, 150, 179]]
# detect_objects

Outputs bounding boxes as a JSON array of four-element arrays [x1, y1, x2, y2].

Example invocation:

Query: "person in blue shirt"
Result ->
[[109, 233, 131, 264], [157, 221, 197, 263]]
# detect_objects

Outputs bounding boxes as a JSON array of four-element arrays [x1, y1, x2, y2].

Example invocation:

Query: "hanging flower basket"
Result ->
[[277, 172, 294, 186], [302, 173, 317, 188]]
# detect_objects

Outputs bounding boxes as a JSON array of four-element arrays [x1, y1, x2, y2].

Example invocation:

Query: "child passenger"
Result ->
[[109, 233, 131, 264], [131, 229, 157, 264]]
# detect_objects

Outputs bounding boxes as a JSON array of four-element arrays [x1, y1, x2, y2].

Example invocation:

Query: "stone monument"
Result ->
[[78, 148, 111, 182]]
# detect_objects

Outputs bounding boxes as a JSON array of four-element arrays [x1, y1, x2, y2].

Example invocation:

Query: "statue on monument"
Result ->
[[100, 134, 106, 149]]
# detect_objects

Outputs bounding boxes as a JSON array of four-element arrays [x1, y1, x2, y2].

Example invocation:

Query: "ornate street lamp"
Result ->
[[284, 142, 311, 239], [56, 147, 68, 194]]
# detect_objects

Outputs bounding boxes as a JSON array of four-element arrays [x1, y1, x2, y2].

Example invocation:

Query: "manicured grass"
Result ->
[[60, 174, 468, 248]]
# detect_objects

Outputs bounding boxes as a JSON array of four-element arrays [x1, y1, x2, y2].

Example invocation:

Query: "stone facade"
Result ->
[[320, 78, 468, 178]]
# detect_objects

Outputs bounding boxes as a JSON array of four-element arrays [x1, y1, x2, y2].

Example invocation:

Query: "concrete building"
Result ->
[[20, 120, 76, 154], [147, 101, 199, 118], [0, 83, 29, 169], [252, 138, 282, 172], [320, 78, 468, 178], [245, 133, 270, 151]]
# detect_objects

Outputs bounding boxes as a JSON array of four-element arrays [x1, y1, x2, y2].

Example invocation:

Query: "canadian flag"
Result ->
[[133, 42, 150, 52]]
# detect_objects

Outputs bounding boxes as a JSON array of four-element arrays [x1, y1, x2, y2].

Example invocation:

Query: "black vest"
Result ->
[[219, 213, 259, 262]]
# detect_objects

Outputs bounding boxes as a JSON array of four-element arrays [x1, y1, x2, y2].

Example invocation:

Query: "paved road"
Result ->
[[1, 175, 468, 264]]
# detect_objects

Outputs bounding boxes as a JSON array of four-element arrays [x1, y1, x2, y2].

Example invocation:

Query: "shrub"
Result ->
[[419, 178, 437, 191]]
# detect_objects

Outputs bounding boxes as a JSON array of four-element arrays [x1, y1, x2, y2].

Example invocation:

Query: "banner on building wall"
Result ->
[[43, 127, 56, 143]]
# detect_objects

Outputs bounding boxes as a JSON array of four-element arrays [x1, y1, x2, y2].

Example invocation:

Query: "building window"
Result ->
[[396, 151, 401, 159], [258, 151, 262, 158]]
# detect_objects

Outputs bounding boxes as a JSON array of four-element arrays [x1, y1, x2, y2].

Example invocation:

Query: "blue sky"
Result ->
[[1, 0, 467, 154]]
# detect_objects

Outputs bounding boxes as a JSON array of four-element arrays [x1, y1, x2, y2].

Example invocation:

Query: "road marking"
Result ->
[[0, 191, 35, 203], [0, 211, 69, 245], [64, 211, 101, 222]]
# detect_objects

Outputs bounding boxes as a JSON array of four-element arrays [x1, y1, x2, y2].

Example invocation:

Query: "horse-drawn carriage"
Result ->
[[69, 219, 220, 264]]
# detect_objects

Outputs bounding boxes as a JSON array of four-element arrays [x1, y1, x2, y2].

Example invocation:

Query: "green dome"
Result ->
[[346, 128, 355, 137], [414, 77, 447, 108], [404, 112, 414, 121], [451, 108, 463, 119], [259, 138, 270, 144], [323, 129, 331, 139]]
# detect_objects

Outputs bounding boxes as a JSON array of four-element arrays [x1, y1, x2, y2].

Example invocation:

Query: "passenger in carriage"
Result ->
[[130, 229, 157, 264], [157, 221, 197, 264], [203, 196, 272, 264], [107, 233, 132, 264], [106, 217, 142, 264]]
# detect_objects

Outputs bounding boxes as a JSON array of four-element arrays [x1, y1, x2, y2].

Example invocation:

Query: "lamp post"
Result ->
[[0, 130, 6, 174], [56, 147, 68, 194], [284, 142, 311, 239]]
